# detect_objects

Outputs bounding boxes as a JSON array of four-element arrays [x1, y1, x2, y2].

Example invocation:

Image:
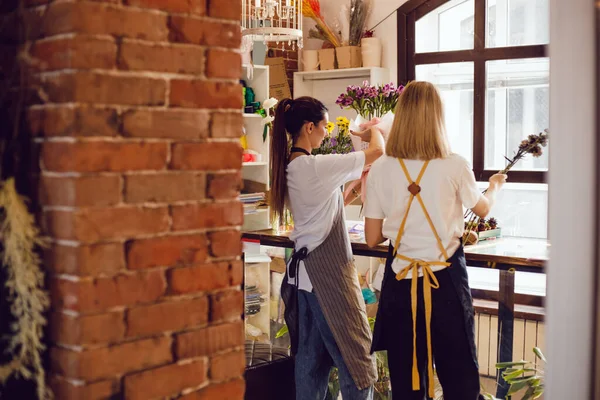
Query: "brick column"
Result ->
[[24, 1, 245, 398]]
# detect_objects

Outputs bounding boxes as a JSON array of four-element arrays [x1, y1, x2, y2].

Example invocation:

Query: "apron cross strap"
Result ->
[[392, 158, 452, 399]]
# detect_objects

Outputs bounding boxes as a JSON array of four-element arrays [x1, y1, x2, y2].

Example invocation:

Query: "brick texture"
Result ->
[[210, 349, 245, 381], [50, 311, 126, 346], [118, 41, 205, 74], [42, 141, 168, 172], [29, 105, 119, 137], [27, 0, 245, 397], [122, 109, 210, 139], [171, 142, 242, 170], [168, 262, 233, 294], [180, 379, 245, 400], [50, 270, 167, 313], [170, 80, 243, 109], [51, 336, 173, 380], [126, 234, 208, 270], [45, 243, 125, 276], [124, 360, 208, 400], [124, 172, 206, 203], [171, 202, 243, 231], [125, 0, 206, 15], [126, 297, 208, 337], [32, 36, 117, 71], [176, 321, 244, 358]]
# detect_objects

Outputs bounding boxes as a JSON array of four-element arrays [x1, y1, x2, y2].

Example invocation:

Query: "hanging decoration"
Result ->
[[241, 0, 304, 54], [0, 179, 51, 399]]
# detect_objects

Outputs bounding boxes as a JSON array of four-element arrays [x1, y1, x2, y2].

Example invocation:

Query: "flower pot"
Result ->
[[302, 49, 319, 71], [336, 46, 362, 69], [318, 48, 336, 70], [361, 37, 382, 68]]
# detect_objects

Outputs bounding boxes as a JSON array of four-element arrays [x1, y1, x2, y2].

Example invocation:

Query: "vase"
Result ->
[[303, 49, 319, 71], [318, 48, 336, 70], [361, 37, 382, 68], [336, 46, 362, 69]]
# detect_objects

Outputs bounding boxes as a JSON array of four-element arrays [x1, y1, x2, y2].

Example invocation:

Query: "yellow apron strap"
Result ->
[[392, 158, 453, 399], [392, 160, 430, 255]]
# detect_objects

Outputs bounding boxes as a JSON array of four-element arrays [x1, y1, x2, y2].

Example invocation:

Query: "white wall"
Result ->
[[302, 0, 407, 82], [545, 0, 597, 398]]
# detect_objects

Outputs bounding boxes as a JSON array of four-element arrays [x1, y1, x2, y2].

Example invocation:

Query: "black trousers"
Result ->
[[378, 268, 480, 400]]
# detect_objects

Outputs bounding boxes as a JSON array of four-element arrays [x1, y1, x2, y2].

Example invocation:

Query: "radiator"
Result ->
[[475, 313, 546, 377]]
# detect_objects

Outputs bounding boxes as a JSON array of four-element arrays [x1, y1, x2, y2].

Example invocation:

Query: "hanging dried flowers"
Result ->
[[463, 129, 549, 243], [0, 179, 51, 399], [303, 0, 341, 47]]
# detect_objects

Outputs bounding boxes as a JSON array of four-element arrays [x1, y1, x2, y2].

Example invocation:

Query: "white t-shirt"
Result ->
[[286, 151, 366, 292], [364, 154, 482, 281]]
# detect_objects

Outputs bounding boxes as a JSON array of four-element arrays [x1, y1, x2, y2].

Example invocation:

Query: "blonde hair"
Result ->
[[386, 81, 451, 160]]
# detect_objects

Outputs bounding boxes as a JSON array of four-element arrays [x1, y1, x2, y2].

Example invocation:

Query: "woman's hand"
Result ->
[[488, 173, 507, 189], [350, 127, 373, 142]]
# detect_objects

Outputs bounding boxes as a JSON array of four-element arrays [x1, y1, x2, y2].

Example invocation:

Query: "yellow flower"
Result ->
[[326, 122, 335, 134], [336, 116, 349, 124]]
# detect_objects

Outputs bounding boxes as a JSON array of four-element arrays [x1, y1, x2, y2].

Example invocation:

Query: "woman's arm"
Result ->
[[352, 127, 385, 166], [365, 217, 385, 248], [470, 173, 507, 218]]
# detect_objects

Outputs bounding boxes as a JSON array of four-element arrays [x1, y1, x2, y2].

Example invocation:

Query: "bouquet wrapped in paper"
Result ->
[[336, 81, 404, 205]]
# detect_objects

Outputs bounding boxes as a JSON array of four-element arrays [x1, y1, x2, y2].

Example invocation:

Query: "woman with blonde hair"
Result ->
[[364, 81, 506, 400]]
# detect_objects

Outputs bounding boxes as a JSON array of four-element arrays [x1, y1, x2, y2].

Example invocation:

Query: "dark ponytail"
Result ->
[[269, 97, 327, 226]]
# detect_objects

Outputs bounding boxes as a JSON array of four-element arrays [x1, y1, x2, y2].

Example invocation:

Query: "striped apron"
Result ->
[[282, 193, 377, 391]]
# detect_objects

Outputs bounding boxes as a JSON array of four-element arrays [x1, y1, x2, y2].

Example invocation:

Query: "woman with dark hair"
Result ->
[[272, 96, 384, 399]]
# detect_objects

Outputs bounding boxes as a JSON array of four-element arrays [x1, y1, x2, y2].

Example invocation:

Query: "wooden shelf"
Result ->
[[294, 67, 389, 81]]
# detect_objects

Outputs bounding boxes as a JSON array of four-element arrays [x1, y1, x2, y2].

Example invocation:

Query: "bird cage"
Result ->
[[241, 0, 303, 52]]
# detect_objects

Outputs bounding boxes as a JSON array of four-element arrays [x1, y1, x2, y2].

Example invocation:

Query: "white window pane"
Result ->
[[416, 0, 474, 53], [487, 0, 549, 48], [416, 62, 474, 165], [485, 58, 549, 171], [476, 181, 548, 239]]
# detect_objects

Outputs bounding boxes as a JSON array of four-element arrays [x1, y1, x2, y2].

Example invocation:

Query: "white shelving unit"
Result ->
[[242, 67, 273, 344], [242, 64, 271, 232], [294, 67, 390, 123]]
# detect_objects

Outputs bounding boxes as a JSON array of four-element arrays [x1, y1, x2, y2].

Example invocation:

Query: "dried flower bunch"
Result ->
[[0, 179, 51, 399], [336, 81, 404, 118], [303, 0, 341, 47], [348, 0, 373, 46], [312, 116, 353, 155], [463, 129, 549, 243]]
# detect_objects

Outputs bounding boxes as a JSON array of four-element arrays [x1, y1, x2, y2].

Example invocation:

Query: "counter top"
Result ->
[[242, 223, 548, 272]]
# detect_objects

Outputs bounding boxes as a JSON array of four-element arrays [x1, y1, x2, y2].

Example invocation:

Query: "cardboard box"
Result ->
[[318, 48, 336, 70], [264, 57, 292, 100], [336, 46, 362, 69]]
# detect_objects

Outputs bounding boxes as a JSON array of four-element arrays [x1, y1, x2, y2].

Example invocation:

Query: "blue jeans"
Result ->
[[295, 290, 374, 400]]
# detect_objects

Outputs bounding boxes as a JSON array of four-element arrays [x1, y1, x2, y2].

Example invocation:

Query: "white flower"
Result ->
[[263, 97, 278, 110], [261, 115, 274, 125]]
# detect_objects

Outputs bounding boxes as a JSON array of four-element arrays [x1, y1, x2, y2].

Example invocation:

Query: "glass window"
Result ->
[[416, 0, 475, 53], [486, 0, 549, 48], [416, 62, 474, 165], [485, 58, 549, 171]]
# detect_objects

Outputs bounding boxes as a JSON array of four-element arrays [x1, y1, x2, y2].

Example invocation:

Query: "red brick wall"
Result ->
[[18, 1, 246, 398]]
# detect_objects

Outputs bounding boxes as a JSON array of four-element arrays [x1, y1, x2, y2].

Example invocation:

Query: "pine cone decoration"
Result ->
[[477, 219, 487, 232], [488, 217, 498, 229]]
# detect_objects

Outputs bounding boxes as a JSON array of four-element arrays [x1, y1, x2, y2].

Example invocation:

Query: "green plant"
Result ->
[[483, 347, 546, 400]]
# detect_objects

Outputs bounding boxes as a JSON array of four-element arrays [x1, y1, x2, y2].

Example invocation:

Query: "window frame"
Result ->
[[397, 0, 549, 183]]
